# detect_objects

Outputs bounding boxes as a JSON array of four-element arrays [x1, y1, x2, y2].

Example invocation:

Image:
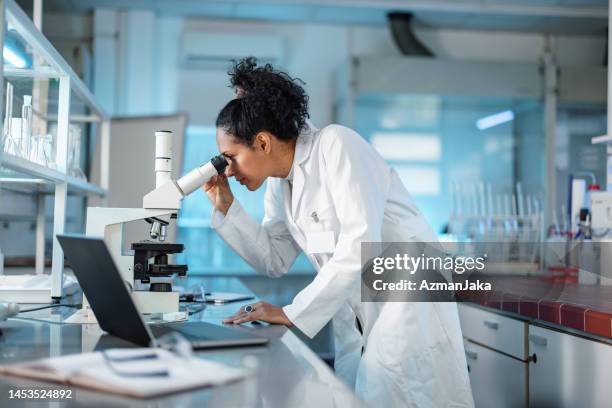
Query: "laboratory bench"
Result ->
[[457, 276, 612, 407], [0, 277, 364, 408]]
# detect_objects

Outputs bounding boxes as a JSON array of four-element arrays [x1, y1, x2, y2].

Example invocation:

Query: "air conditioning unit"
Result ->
[[180, 31, 286, 69]]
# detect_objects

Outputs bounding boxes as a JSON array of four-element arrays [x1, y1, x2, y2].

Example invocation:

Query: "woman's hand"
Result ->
[[202, 174, 234, 215], [223, 301, 294, 327]]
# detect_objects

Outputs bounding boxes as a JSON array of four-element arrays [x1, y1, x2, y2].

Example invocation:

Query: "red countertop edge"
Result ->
[[460, 288, 612, 340]]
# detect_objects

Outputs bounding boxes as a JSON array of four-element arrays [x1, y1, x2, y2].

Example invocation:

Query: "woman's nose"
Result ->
[[225, 164, 236, 177]]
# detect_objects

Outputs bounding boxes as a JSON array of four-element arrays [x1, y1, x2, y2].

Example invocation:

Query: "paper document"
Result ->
[[0, 348, 247, 398]]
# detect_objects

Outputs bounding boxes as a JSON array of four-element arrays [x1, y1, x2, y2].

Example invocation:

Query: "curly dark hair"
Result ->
[[215, 57, 310, 146]]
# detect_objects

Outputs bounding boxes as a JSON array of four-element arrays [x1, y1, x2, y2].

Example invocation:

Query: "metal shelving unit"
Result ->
[[0, 0, 110, 301]]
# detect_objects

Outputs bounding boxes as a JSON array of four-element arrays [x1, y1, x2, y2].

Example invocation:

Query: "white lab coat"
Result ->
[[211, 124, 474, 408]]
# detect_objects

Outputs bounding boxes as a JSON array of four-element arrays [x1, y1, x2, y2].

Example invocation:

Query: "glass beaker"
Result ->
[[20, 95, 32, 160], [42, 133, 56, 168]]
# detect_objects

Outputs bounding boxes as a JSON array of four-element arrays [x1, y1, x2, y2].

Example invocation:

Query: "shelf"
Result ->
[[4, 66, 58, 79], [0, 0, 111, 301], [5, 0, 108, 120], [0, 153, 63, 183], [592, 134, 612, 144], [66, 175, 107, 196], [0, 176, 107, 197]]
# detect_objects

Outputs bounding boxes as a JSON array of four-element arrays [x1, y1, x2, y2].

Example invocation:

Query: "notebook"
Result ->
[[0, 348, 247, 398]]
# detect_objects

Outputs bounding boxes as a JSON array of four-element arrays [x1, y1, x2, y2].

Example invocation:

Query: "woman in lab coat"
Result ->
[[204, 58, 474, 408]]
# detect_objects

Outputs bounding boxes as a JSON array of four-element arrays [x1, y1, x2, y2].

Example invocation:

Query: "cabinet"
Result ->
[[464, 340, 527, 408], [528, 325, 612, 407], [460, 303, 612, 407], [458, 303, 527, 359], [458, 304, 528, 407]]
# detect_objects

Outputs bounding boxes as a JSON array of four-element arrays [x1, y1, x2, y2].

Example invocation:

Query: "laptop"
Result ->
[[57, 234, 268, 349]]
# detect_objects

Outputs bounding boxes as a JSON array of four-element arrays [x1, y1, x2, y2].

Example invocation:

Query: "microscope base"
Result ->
[[65, 292, 179, 324], [133, 291, 179, 314]]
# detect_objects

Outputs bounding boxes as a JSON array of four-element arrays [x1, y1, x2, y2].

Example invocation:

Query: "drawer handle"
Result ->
[[465, 350, 478, 360], [529, 334, 548, 347], [483, 320, 499, 330]]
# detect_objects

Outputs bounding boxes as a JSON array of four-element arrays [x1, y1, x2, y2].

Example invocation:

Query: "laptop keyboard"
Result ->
[[151, 323, 215, 341], [149, 321, 267, 349]]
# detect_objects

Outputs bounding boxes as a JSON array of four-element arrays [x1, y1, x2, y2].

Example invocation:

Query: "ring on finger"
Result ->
[[243, 304, 255, 313]]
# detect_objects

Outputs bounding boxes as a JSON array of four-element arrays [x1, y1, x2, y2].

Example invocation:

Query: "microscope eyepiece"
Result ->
[[175, 154, 230, 197], [211, 154, 228, 174]]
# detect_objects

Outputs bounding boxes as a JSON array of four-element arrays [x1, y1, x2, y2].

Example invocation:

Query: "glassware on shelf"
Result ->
[[41, 133, 56, 168], [28, 132, 40, 163], [1, 90, 36, 163], [28, 128, 55, 167], [1, 81, 18, 156], [68, 124, 86, 180], [8, 118, 23, 155], [20, 95, 32, 159]]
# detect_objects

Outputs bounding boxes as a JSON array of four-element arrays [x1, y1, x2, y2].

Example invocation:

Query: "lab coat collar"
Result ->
[[293, 120, 317, 167], [289, 120, 317, 219]]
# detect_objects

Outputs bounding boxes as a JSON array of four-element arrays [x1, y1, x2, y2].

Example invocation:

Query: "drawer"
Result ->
[[464, 340, 527, 408], [458, 303, 526, 359], [529, 325, 612, 407]]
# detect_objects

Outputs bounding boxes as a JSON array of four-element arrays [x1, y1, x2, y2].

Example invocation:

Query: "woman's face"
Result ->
[[216, 127, 268, 191]]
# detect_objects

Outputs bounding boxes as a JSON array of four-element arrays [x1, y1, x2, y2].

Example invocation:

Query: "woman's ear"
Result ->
[[254, 132, 273, 154]]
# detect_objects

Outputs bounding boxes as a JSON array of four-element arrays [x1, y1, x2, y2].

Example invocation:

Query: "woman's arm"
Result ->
[[205, 175, 301, 277]]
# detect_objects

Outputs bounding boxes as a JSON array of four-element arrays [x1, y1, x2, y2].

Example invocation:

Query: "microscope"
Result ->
[[66, 130, 228, 324]]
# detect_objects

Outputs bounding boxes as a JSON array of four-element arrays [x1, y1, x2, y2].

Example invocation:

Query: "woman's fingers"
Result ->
[[202, 175, 218, 192], [232, 313, 259, 325], [222, 306, 249, 323], [218, 174, 232, 193], [232, 307, 264, 324], [223, 303, 261, 324], [223, 312, 245, 323]]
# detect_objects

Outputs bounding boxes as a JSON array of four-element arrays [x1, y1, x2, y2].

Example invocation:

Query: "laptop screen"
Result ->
[[57, 234, 154, 347]]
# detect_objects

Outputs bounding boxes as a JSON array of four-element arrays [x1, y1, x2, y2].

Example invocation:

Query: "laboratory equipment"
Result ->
[[2, 93, 33, 160], [41, 133, 55, 167], [0, 302, 18, 321], [0, 301, 19, 336], [448, 181, 543, 274], [68, 124, 86, 179], [20, 95, 32, 159], [31, 132, 55, 167], [58, 234, 267, 349], [132, 242, 187, 292], [66, 130, 228, 323], [591, 191, 612, 229], [1, 82, 15, 155]]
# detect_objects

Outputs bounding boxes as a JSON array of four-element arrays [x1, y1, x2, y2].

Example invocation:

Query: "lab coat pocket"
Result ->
[[306, 231, 336, 254], [301, 205, 338, 254]]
